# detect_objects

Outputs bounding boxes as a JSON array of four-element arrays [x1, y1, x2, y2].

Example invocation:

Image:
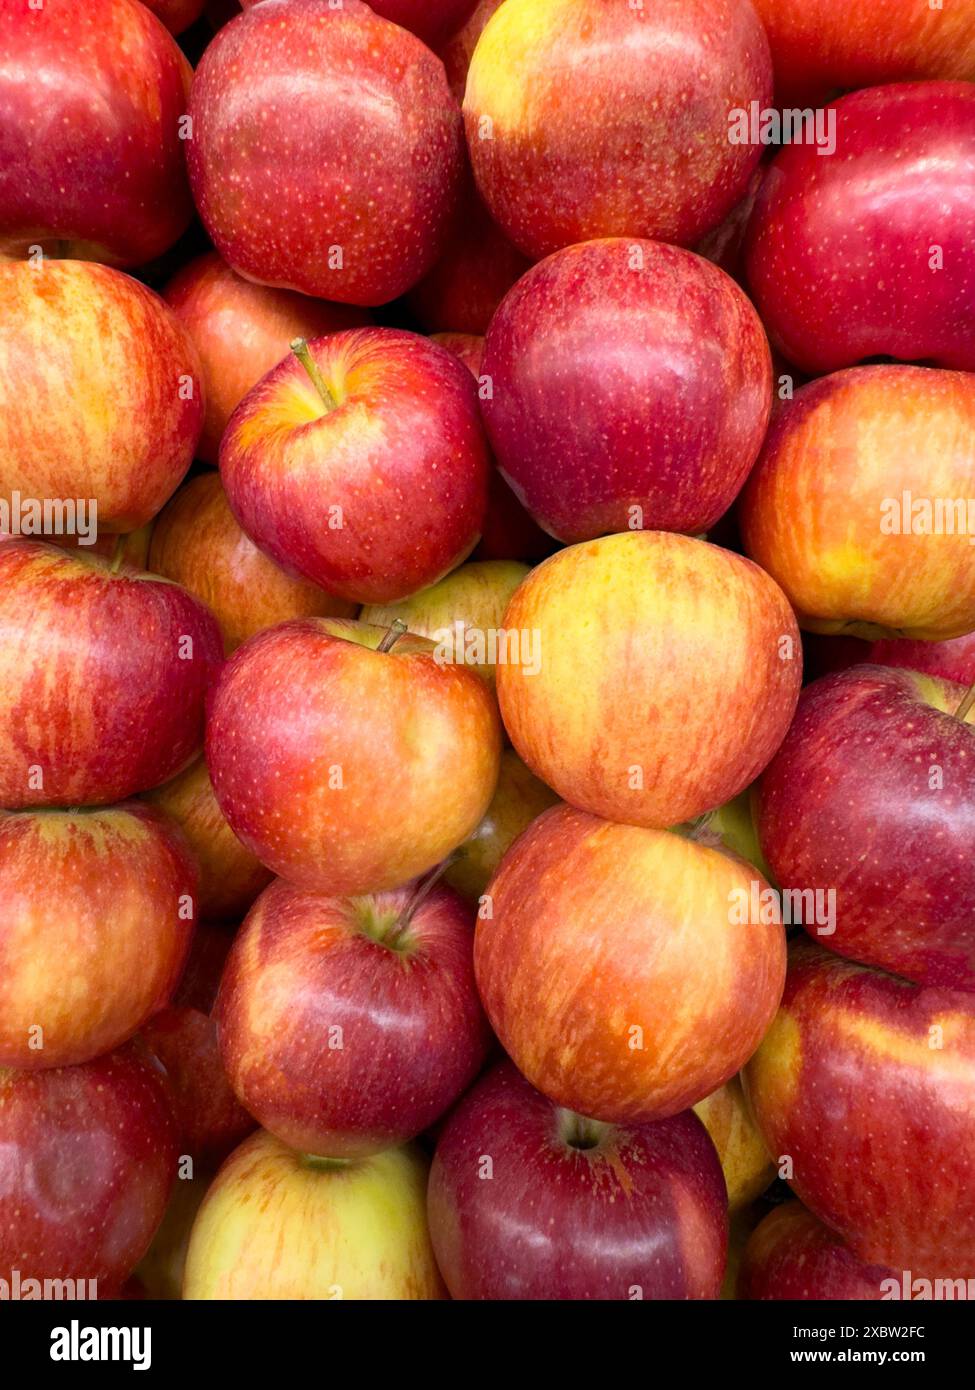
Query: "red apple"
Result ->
[[0, 540, 224, 807], [187, 0, 465, 305], [143, 0, 206, 35], [746, 83, 975, 375], [428, 1061, 728, 1300], [358, 0, 477, 47], [869, 632, 975, 687], [463, 0, 771, 259], [0, 0, 193, 266], [206, 617, 502, 894], [738, 1201, 897, 1301], [482, 239, 772, 543], [219, 328, 489, 604], [437, 0, 504, 101]]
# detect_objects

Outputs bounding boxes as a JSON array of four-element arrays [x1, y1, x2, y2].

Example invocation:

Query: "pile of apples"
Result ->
[[1, 0, 975, 1303]]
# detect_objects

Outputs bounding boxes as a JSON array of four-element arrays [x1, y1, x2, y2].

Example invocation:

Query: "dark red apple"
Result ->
[[359, 0, 477, 47], [738, 1201, 899, 1300], [869, 632, 975, 687]]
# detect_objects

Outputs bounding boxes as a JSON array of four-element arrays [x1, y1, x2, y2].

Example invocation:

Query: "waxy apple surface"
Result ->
[[738, 1201, 895, 1301]]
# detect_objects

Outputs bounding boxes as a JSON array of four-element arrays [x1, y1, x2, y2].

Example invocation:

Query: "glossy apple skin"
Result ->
[[428, 1061, 727, 1300], [0, 541, 224, 807], [498, 532, 801, 828], [758, 665, 975, 990], [183, 1129, 446, 1299], [482, 239, 772, 543], [746, 84, 975, 375], [476, 805, 786, 1123], [693, 1076, 774, 1213], [437, 0, 504, 100], [143, 0, 206, 35], [163, 252, 368, 464], [0, 1045, 179, 1297], [188, 0, 465, 306], [220, 328, 489, 604], [206, 618, 502, 894], [740, 366, 975, 641], [149, 473, 356, 655], [739, 1201, 896, 1301], [744, 943, 975, 1278], [0, 261, 203, 532], [0, 0, 192, 265], [869, 632, 975, 687], [445, 748, 559, 903]]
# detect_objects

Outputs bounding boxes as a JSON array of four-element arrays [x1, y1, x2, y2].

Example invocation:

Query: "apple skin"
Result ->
[[738, 1201, 897, 1301], [475, 804, 786, 1124], [0, 0, 192, 266], [445, 748, 559, 903], [463, 0, 771, 260], [0, 1044, 179, 1297], [137, 1163, 216, 1301], [46, 525, 153, 569], [758, 665, 975, 991], [0, 541, 224, 808], [869, 632, 975, 688], [746, 84, 975, 376], [740, 365, 975, 641], [428, 1061, 728, 1300], [497, 532, 801, 828], [206, 617, 502, 895], [149, 472, 357, 655], [187, 0, 465, 306], [358, 0, 477, 47], [143, 0, 206, 35], [220, 328, 489, 605], [481, 239, 772, 543], [693, 1076, 775, 1213], [437, 0, 504, 101], [183, 1128, 446, 1299], [0, 261, 203, 532], [744, 943, 975, 1278], [216, 877, 491, 1160]]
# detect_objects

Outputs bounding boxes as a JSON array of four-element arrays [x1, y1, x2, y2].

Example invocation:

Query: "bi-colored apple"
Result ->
[[738, 1201, 896, 1301]]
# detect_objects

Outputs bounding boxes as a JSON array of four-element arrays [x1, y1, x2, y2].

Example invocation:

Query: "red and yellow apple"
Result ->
[[693, 1075, 775, 1213], [738, 1201, 896, 1301]]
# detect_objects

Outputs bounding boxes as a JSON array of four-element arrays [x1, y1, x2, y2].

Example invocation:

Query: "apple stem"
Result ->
[[956, 680, 975, 723], [377, 619, 408, 654], [108, 535, 126, 575], [290, 337, 338, 412], [392, 855, 458, 937]]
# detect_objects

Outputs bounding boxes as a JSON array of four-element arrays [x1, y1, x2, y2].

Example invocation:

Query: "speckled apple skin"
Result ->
[[746, 83, 975, 375], [463, 0, 771, 260], [740, 366, 975, 641], [428, 1061, 728, 1300], [758, 665, 975, 990], [0, 1045, 179, 1296], [220, 328, 489, 605], [187, 0, 465, 306], [738, 1202, 896, 1301], [0, 541, 224, 807], [744, 943, 975, 1279], [869, 632, 975, 687], [481, 239, 772, 543]]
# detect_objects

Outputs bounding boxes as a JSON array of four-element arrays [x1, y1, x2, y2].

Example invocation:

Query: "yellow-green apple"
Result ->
[[445, 748, 559, 902], [206, 617, 501, 893], [149, 472, 356, 655], [746, 84, 975, 375], [144, 758, 272, 923], [182, 1128, 446, 1299], [0, 261, 204, 532], [143, 0, 206, 35], [481, 239, 772, 542], [0, 0, 192, 266], [427, 1061, 728, 1300], [215, 876, 490, 1159], [0, 541, 224, 807], [758, 665, 975, 990], [0, 803, 196, 1069], [437, 0, 504, 100], [463, 0, 771, 259], [740, 366, 975, 640], [738, 1201, 897, 1301], [0, 1044, 179, 1297], [694, 788, 774, 883], [744, 943, 975, 1278], [162, 251, 368, 463], [137, 1163, 216, 1301], [693, 1076, 775, 1212], [869, 631, 975, 687], [497, 532, 801, 827], [219, 328, 489, 604], [475, 804, 786, 1122], [187, 0, 465, 305]]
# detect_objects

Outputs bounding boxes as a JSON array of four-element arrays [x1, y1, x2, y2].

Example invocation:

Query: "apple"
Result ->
[[481, 239, 772, 543], [758, 664, 975, 991], [0, 1044, 179, 1297], [143, 0, 206, 35], [137, 1163, 216, 1302], [738, 1201, 897, 1301], [206, 617, 501, 894], [357, 0, 478, 47], [0, 540, 224, 808], [744, 943, 975, 1278], [182, 1128, 446, 1299], [0, 261, 203, 533], [162, 251, 368, 464], [693, 1076, 775, 1213], [463, 0, 771, 259], [475, 804, 786, 1123], [148, 472, 357, 655], [187, 0, 465, 306], [869, 632, 975, 688], [497, 531, 801, 828], [219, 328, 489, 604], [427, 1061, 728, 1300], [45, 526, 153, 570], [437, 0, 504, 101], [445, 748, 559, 903], [746, 83, 975, 375], [0, 0, 192, 266], [695, 789, 774, 884], [740, 365, 975, 641]]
